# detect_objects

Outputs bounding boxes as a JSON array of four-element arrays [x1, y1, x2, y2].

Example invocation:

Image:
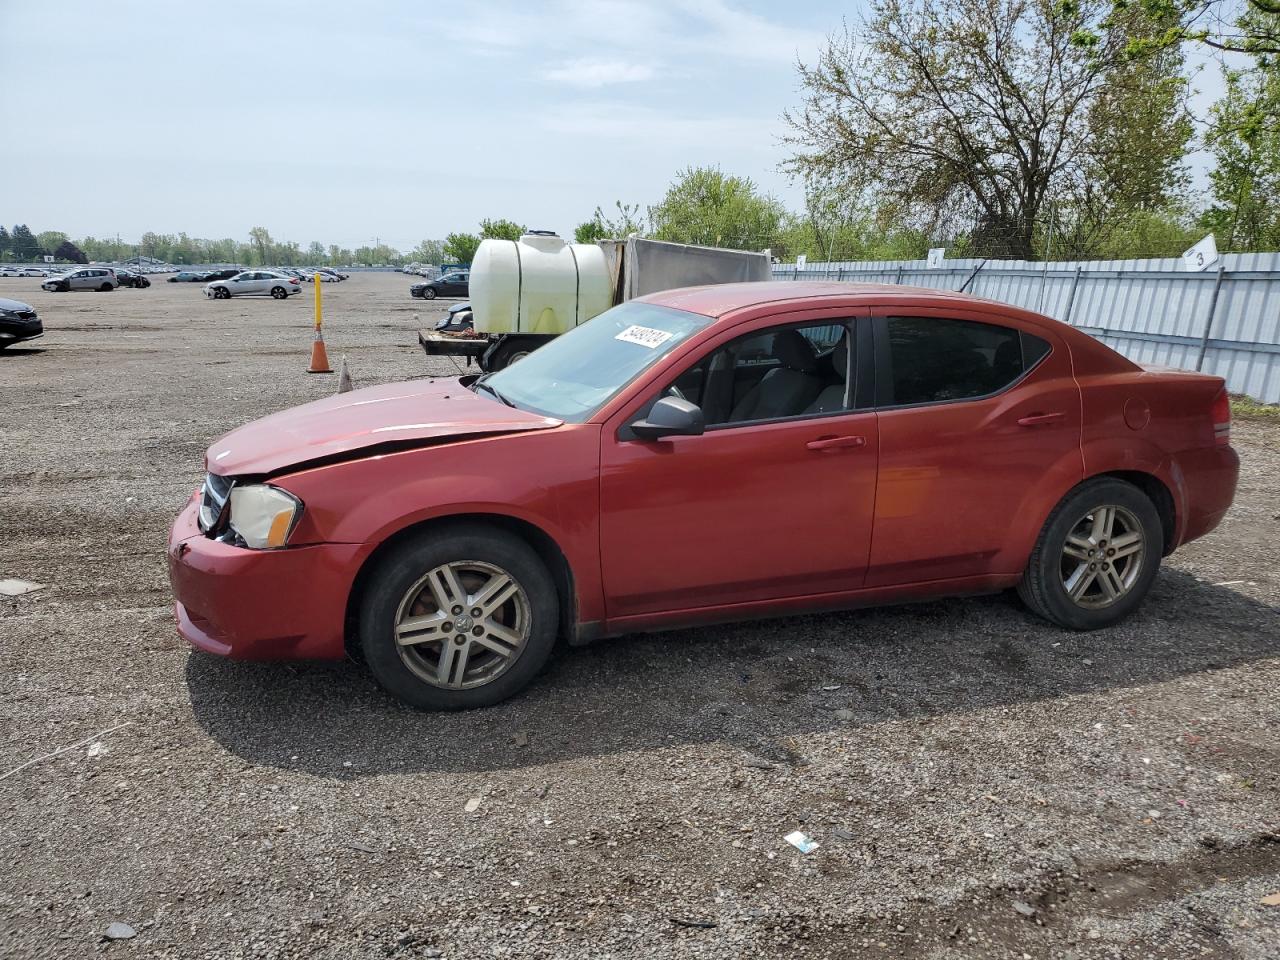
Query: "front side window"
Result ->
[[663, 321, 854, 427], [481, 301, 714, 422], [882, 316, 1049, 407]]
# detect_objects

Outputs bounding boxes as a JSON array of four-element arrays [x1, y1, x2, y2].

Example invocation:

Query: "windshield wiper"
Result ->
[[473, 377, 515, 408]]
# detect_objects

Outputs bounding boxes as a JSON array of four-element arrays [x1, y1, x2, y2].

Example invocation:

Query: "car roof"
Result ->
[[638, 281, 1023, 318]]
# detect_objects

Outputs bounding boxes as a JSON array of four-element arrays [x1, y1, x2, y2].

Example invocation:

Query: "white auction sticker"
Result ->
[[615, 324, 674, 349]]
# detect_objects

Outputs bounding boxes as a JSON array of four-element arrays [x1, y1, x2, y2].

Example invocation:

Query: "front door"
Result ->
[[599, 314, 878, 621]]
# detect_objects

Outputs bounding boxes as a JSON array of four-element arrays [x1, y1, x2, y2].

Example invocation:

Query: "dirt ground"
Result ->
[[1, 271, 1277, 960]]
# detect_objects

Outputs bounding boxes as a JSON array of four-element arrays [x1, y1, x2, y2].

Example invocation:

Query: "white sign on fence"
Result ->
[[43, 255, 54, 263], [927, 248, 946, 269], [795, 254, 807, 269], [1182, 234, 1219, 272]]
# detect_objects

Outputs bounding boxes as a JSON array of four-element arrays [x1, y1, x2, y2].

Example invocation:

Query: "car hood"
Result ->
[[206, 377, 562, 477], [0, 297, 35, 312]]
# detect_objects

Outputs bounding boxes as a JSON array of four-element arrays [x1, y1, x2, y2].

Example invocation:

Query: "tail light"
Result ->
[[1211, 388, 1230, 446]]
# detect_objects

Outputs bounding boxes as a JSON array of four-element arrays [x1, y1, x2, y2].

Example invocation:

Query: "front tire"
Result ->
[[422, 286, 437, 300], [358, 524, 559, 710], [1018, 477, 1162, 630], [214, 286, 231, 299]]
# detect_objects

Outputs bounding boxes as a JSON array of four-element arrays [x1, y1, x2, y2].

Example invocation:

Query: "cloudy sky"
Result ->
[[0, 0, 1222, 250]]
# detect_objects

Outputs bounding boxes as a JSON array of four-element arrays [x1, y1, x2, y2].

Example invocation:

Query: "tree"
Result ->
[[411, 239, 445, 264], [1074, 1, 1280, 58], [248, 227, 273, 266], [10, 224, 41, 260], [1200, 42, 1280, 250], [37, 231, 69, 256], [307, 241, 326, 262], [0, 226, 10, 260], [647, 167, 785, 249], [443, 232, 481, 263], [574, 220, 607, 244], [576, 201, 647, 242], [478, 218, 526, 241], [783, 0, 1192, 259], [53, 239, 88, 263]]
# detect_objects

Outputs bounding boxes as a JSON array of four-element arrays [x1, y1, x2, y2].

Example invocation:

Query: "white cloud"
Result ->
[[542, 57, 656, 88]]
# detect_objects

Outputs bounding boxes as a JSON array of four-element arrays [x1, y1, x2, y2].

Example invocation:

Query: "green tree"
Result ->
[[647, 167, 784, 249], [443, 232, 481, 263], [576, 201, 647, 242], [1070, 1, 1279, 57], [1201, 45, 1280, 250], [0, 226, 10, 260], [411, 239, 445, 264], [247, 226, 273, 266], [783, 0, 1193, 259], [478, 218, 526, 241], [11, 224, 41, 260], [37, 231, 69, 256], [306, 241, 325, 262], [574, 220, 607, 244]]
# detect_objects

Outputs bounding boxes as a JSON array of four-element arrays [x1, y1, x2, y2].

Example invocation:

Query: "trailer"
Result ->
[[418, 233, 771, 372]]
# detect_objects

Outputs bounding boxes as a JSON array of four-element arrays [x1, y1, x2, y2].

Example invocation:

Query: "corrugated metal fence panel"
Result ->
[[771, 253, 1280, 403]]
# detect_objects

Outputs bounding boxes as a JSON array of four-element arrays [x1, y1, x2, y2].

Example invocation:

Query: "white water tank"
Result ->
[[470, 233, 613, 335]]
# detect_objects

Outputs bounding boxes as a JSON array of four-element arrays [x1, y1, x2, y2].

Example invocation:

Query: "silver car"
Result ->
[[204, 271, 303, 300], [42, 267, 119, 292]]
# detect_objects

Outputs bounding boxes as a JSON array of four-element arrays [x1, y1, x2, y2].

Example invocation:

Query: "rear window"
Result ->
[[883, 316, 1050, 406]]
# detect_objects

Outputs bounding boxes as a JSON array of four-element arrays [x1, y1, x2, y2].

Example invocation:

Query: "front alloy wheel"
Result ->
[[394, 560, 530, 689], [359, 524, 559, 709]]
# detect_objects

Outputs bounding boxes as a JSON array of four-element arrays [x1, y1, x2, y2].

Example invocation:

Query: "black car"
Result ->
[[411, 271, 469, 299], [114, 269, 152, 288], [0, 297, 42, 349], [202, 268, 241, 282]]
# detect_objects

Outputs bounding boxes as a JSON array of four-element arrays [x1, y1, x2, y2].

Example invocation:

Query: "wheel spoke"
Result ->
[[1066, 563, 1096, 601], [1063, 535, 1093, 562], [1110, 530, 1143, 559], [437, 640, 470, 687], [1089, 507, 1115, 542], [395, 610, 450, 646], [1096, 564, 1125, 601], [427, 563, 467, 612], [474, 619, 524, 658], [472, 574, 518, 616]]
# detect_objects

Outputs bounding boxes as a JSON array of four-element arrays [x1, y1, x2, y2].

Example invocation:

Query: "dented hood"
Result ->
[[206, 377, 561, 477]]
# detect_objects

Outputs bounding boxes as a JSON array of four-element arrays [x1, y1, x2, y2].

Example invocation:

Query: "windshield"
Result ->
[[481, 301, 713, 422]]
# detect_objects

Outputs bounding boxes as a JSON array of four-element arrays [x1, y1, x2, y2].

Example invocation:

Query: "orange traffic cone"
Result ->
[[308, 327, 332, 374]]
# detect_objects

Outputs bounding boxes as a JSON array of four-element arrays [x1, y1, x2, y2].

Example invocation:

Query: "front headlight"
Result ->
[[228, 484, 303, 549]]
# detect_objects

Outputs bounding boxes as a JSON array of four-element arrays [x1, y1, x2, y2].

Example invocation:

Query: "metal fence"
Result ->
[[772, 253, 1280, 404]]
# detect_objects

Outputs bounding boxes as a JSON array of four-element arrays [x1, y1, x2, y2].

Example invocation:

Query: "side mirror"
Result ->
[[631, 396, 705, 441]]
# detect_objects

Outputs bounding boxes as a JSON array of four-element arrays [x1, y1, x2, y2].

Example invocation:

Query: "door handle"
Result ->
[[806, 435, 866, 451], [1016, 412, 1066, 427]]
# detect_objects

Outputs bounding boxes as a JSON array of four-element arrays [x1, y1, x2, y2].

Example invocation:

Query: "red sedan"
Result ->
[[168, 282, 1239, 710]]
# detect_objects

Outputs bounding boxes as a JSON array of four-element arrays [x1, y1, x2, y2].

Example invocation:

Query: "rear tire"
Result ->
[[358, 524, 559, 710], [487, 340, 533, 371], [1017, 477, 1162, 630], [271, 286, 287, 299], [99, 283, 112, 292]]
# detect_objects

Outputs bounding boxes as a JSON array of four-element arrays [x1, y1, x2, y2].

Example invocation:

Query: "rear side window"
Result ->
[[881, 316, 1050, 406]]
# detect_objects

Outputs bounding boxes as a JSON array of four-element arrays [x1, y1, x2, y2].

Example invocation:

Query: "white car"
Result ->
[[204, 270, 303, 300], [0, 266, 20, 277], [19, 267, 49, 277]]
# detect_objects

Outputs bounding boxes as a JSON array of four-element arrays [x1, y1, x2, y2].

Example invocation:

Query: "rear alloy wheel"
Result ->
[[422, 286, 438, 300], [359, 525, 558, 710], [271, 286, 288, 299], [1018, 477, 1162, 630]]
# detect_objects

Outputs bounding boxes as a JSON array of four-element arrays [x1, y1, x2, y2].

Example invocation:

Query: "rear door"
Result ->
[[866, 307, 1083, 585]]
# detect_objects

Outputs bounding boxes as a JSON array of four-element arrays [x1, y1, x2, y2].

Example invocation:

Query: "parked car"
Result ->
[[204, 270, 302, 300], [19, 267, 51, 278], [168, 271, 206, 283], [434, 302, 475, 333], [168, 282, 1238, 710], [42, 267, 118, 292], [322, 268, 349, 280], [203, 268, 242, 282], [114, 269, 152, 288], [411, 271, 469, 299], [0, 297, 42, 348], [0, 266, 22, 277]]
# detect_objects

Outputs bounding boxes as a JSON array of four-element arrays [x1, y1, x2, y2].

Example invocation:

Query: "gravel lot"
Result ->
[[1, 271, 1277, 959]]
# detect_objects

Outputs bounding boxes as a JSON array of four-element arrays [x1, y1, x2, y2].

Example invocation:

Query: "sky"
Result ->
[[0, 0, 1226, 252]]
